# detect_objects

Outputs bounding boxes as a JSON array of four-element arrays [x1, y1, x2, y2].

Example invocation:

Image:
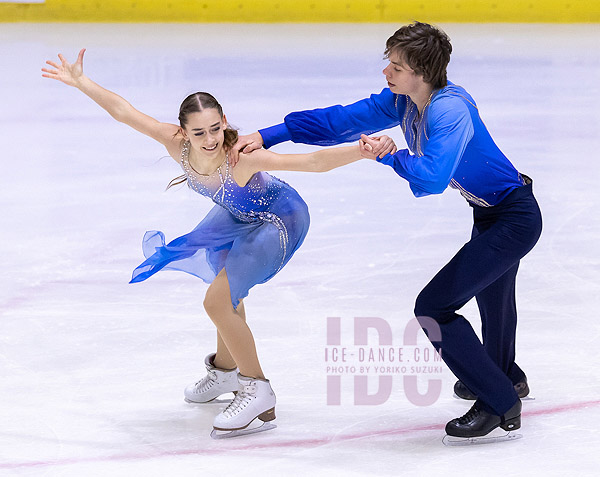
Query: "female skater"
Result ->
[[42, 49, 383, 438]]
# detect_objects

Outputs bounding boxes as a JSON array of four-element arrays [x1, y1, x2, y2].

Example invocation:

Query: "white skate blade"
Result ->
[[210, 421, 277, 440], [443, 428, 522, 446], [184, 395, 236, 404], [453, 394, 535, 402]]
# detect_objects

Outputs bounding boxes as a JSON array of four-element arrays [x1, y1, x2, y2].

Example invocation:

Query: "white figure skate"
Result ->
[[211, 375, 277, 439], [184, 353, 240, 403]]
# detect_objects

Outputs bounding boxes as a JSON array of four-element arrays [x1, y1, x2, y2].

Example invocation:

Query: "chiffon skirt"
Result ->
[[130, 201, 310, 307]]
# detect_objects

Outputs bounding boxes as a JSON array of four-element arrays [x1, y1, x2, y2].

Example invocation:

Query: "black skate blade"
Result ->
[[443, 428, 522, 447], [210, 421, 277, 440]]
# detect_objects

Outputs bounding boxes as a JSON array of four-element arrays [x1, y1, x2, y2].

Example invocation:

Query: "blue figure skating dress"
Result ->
[[130, 141, 310, 307]]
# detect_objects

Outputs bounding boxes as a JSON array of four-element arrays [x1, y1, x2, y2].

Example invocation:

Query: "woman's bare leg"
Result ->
[[214, 300, 245, 370], [204, 269, 265, 379]]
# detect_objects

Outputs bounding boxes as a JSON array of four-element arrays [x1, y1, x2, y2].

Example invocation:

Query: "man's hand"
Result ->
[[230, 132, 264, 166], [359, 134, 397, 160]]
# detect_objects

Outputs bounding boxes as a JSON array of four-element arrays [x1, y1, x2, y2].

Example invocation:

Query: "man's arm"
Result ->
[[232, 89, 404, 164], [377, 96, 474, 197], [261, 88, 403, 148]]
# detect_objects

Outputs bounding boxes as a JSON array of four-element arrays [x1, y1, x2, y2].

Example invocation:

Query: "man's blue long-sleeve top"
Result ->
[[259, 83, 525, 207]]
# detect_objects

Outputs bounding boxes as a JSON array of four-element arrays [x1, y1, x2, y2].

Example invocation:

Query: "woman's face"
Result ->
[[183, 108, 227, 158]]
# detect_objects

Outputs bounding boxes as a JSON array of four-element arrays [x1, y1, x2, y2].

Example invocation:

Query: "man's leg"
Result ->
[[415, 227, 523, 416], [476, 263, 527, 385]]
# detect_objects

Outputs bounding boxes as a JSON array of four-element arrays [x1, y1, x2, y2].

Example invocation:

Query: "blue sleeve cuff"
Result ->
[[258, 123, 292, 149], [376, 152, 394, 164]]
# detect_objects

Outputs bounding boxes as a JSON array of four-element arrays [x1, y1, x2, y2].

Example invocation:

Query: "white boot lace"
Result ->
[[222, 383, 257, 418], [195, 369, 218, 393]]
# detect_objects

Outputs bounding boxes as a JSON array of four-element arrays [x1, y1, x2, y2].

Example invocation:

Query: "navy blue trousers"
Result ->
[[414, 179, 542, 415]]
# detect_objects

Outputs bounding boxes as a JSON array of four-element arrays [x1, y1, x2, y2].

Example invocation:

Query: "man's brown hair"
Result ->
[[385, 22, 452, 90]]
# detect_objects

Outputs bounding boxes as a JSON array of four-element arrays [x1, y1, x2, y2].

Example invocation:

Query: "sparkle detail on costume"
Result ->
[[449, 179, 492, 207], [181, 143, 290, 273], [400, 92, 434, 158], [130, 141, 310, 307]]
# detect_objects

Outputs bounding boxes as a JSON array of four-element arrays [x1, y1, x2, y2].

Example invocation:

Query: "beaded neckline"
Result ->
[[181, 140, 228, 178], [180, 140, 229, 202]]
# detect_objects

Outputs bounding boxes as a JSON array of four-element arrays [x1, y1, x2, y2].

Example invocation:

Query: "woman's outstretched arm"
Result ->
[[235, 134, 392, 181], [42, 49, 180, 152]]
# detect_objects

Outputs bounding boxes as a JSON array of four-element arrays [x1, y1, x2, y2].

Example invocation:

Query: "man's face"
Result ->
[[382, 51, 423, 96]]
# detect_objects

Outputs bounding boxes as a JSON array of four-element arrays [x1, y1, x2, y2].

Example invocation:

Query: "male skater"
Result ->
[[233, 22, 542, 439]]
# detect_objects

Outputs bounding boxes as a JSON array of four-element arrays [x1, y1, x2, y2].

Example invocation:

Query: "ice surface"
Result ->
[[0, 22, 599, 476]]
